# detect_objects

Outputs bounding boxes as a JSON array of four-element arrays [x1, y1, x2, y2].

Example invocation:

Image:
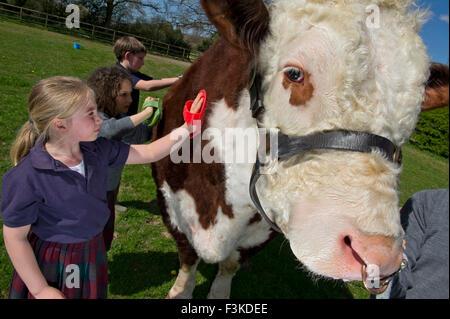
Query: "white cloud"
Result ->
[[440, 14, 449, 24]]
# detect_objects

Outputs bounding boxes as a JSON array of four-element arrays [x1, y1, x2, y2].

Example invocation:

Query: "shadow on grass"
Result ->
[[228, 235, 354, 299], [109, 234, 354, 299], [117, 199, 161, 217], [111, 198, 353, 298], [110, 198, 354, 299], [108, 250, 178, 297]]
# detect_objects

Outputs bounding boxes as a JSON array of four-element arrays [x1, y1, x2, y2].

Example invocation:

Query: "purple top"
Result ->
[[1, 137, 130, 244]]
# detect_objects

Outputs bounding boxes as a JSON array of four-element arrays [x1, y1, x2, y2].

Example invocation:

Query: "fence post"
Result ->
[[91, 25, 95, 39], [112, 30, 116, 43], [45, 13, 48, 28], [19, 7, 22, 21], [166, 44, 170, 56]]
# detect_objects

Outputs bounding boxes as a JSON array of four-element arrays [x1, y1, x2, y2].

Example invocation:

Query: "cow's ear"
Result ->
[[200, 0, 269, 54], [422, 62, 449, 111]]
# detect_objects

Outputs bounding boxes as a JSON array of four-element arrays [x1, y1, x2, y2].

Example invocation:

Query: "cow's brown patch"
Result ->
[[248, 213, 262, 225], [282, 70, 314, 106]]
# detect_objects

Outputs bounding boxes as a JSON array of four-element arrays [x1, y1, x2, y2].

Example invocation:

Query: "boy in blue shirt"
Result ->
[[113, 36, 180, 116]]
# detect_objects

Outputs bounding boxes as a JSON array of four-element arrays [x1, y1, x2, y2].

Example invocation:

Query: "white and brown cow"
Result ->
[[151, 0, 449, 298]]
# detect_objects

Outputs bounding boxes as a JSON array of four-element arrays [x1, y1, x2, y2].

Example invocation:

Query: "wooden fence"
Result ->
[[0, 2, 200, 61]]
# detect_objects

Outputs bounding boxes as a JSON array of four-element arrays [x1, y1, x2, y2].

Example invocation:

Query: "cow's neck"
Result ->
[[197, 37, 255, 111]]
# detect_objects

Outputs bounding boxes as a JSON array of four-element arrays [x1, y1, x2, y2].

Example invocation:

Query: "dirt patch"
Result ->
[[162, 231, 173, 239]]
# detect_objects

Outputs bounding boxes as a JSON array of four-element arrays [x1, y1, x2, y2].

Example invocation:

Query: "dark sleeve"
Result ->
[[96, 137, 131, 169], [1, 169, 39, 228], [131, 72, 153, 87], [135, 72, 153, 81], [389, 189, 449, 299]]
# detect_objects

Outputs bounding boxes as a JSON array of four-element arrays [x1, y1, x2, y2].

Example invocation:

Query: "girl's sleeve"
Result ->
[[98, 116, 135, 140], [96, 137, 131, 169], [1, 172, 39, 228]]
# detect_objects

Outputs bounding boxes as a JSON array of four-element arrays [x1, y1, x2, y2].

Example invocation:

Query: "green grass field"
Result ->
[[0, 20, 448, 299]]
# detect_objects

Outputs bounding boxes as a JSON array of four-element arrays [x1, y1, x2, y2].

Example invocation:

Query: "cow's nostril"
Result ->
[[343, 235, 366, 266], [344, 236, 352, 247]]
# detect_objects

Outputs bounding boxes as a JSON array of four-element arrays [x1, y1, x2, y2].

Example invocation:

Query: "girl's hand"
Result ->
[[190, 92, 204, 114], [142, 97, 158, 118], [34, 286, 66, 299], [185, 92, 205, 134], [143, 106, 154, 118]]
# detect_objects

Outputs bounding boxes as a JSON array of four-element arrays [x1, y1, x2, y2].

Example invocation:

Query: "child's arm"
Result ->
[[3, 225, 66, 299], [129, 97, 156, 126], [99, 104, 154, 141], [126, 123, 190, 164], [134, 78, 178, 92], [125, 92, 204, 165]]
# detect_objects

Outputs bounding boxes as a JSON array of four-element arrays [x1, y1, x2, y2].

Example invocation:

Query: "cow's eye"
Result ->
[[283, 67, 304, 83]]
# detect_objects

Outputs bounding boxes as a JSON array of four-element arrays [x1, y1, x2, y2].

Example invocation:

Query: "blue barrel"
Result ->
[[73, 43, 81, 49]]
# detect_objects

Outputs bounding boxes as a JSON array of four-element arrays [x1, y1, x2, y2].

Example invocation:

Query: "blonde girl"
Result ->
[[1, 76, 203, 299]]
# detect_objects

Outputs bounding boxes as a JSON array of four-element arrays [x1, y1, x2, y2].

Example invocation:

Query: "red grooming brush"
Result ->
[[183, 89, 207, 139]]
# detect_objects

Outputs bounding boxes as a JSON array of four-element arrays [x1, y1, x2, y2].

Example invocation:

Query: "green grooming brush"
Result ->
[[143, 98, 163, 127]]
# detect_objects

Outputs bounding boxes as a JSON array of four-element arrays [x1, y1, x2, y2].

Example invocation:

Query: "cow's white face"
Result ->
[[256, 0, 429, 281]]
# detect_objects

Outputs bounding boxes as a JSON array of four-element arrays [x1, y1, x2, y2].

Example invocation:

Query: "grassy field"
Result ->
[[0, 20, 448, 299]]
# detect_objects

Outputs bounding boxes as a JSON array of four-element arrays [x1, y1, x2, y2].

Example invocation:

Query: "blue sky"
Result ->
[[417, 0, 449, 64]]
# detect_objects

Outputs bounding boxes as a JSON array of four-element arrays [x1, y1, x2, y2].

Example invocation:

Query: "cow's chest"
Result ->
[[160, 91, 273, 263]]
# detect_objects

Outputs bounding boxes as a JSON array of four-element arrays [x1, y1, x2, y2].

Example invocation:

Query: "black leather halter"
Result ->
[[248, 71, 402, 233]]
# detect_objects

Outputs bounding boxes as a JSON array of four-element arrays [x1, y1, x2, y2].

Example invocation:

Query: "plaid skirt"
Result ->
[[9, 231, 108, 299]]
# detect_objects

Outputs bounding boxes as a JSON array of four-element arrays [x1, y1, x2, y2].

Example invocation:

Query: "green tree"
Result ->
[[12, 0, 28, 6], [196, 33, 219, 52]]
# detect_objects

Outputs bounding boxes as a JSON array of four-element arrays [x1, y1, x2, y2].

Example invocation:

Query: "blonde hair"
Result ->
[[113, 36, 147, 62], [10, 76, 95, 166]]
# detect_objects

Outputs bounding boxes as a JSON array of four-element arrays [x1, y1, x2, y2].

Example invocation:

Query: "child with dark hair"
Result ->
[[87, 66, 157, 251]]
